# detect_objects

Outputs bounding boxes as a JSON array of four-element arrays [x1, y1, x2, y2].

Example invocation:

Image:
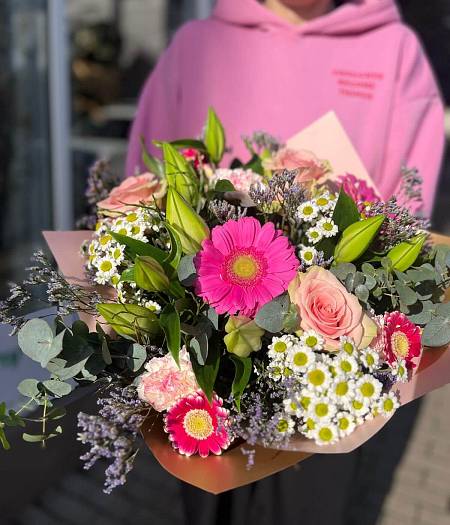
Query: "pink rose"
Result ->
[[97, 172, 166, 214], [289, 266, 377, 350], [137, 348, 198, 412], [264, 148, 326, 183]]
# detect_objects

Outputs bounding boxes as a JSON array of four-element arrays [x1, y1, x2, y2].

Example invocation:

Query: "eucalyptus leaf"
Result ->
[[331, 263, 356, 282], [254, 294, 290, 333], [189, 333, 209, 366], [177, 255, 197, 286], [18, 379, 40, 399], [395, 282, 418, 306], [422, 317, 450, 348], [355, 285, 369, 303], [17, 319, 60, 367], [42, 380, 72, 397]]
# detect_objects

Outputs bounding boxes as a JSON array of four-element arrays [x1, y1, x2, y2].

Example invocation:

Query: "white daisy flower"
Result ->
[[390, 359, 409, 383], [314, 193, 334, 212], [111, 221, 133, 236], [297, 201, 319, 222], [377, 392, 400, 418], [306, 226, 323, 245], [355, 375, 383, 402], [299, 245, 317, 266], [144, 300, 161, 314], [340, 336, 357, 356], [274, 415, 296, 436], [312, 422, 339, 445], [316, 217, 338, 238], [303, 363, 332, 392], [283, 397, 303, 417], [346, 396, 371, 418], [296, 388, 316, 411], [300, 416, 317, 439], [94, 256, 117, 284], [300, 330, 324, 351], [124, 212, 140, 224], [329, 377, 356, 404], [335, 353, 359, 376], [268, 335, 296, 362], [109, 244, 125, 265], [335, 411, 356, 437], [359, 348, 380, 372], [267, 364, 283, 381], [287, 345, 316, 372], [307, 397, 337, 422]]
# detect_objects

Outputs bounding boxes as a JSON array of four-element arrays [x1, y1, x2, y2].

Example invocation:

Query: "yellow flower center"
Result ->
[[343, 342, 354, 354], [183, 409, 214, 440], [274, 341, 287, 353], [293, 351, 308, 366], [99, 235, 112, 246], [338, 418, 349, 431], [225, 248, 266, 287], [126, 213, 138, 222], [308, 369, 325, 386], [305, 335, 318, 347], [391, 331, 410, 358], [340, 360, 352, 373], [300, 396, 311, 410], [315, 403, 329, 418], [383, 398, 394, 412], [335, 382, 348, 396], [99, 260, 113, 272], [318, 427, 333, 442], [303, 205, 314, 216], [232, 255, 259, 280], [277, 419, 289, 433], [360, 382, 375, 398]]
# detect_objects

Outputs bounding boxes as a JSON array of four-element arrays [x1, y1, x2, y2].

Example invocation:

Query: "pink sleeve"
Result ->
[[380, 30, 445, 217], [125, 38, 181, 177]]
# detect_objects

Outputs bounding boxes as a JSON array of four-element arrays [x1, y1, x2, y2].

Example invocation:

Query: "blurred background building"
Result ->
[[1, 1, 450, 524]]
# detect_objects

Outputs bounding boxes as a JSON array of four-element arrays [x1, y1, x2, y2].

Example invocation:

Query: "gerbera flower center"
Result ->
[[183, 409, 214, 440], [224, 248, 266, 287], [391, 331, 410, 358]]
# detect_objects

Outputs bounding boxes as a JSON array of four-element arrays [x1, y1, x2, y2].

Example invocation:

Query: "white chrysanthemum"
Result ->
[[346, 396, 371, 417], [316, 217, 338, 238], [307, 397, 337, 422], [339, 336, 357, 356], [296, 388, 315, 412], [300, 330, 324, 351], [300, 416, 317, 439], [97, 233, 115, 251], [123, 211, 140, 224], [335, 411, 356, 437], [377, 392, 400, 417], [306, 226, 323, 245], [335, 353, 359, 376], [299, 245, 317, 266], [359, 347, 380, 372], [144, 300, 161, 314], [355, 374, 382, 402], [274, 415, 296, 436], [390, 359, 408, 383], [94, 256, 117, 284], [329, 377, 356, 404], [302, 363, 332, 392], [268, 335, 296, 362], [283, 397, 303, 417], [109, 244, 125, 265], [312, 422, 339, 445], [111, 221, 133, 236], [314, 192, 335, 212], [287, 345, 316, 373], [267, 364, 283, 381], [297, 201, 319, 222]]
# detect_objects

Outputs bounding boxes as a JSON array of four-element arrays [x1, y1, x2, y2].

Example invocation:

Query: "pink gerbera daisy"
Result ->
[[164, 391, 231, 457], [383, 311, 422, 369], [194, 217, 299, 317]]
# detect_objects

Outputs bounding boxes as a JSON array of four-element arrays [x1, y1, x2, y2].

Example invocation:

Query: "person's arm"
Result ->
[[380, 29, 445, 217], [126, 37, 181, 177]]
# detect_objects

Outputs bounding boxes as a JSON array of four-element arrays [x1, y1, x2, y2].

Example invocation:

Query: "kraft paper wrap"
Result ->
[[43, 231, 450, 494]]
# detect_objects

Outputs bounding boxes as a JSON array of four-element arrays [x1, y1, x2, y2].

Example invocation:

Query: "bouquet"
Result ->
[[2, 109, 450, 494]]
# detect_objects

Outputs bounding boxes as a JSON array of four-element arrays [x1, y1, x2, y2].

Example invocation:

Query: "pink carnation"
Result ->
[[211, 168, 263, 193], [194, 217, 299, 317], [264, 148, 326, 183], [338, 173, 380, 207], [137, 348, 198, 412], [97, 172, 166, 214], [164, 391, 231, 457]]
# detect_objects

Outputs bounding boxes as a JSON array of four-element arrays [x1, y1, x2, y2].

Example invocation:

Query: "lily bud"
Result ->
[[97, 303, 160, 338], [163, 143, 199, 205], [224, 316, 264, 358], [166, 187, 210, 255], [334, 215, 385, 264], [387, 234, 427, 272], [135, 256, 170, 292]]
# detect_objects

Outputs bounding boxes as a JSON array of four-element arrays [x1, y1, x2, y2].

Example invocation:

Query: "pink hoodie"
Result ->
[[126, 0, 445, 216]]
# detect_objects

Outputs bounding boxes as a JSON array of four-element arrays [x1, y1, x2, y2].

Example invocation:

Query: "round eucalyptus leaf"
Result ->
[[42, 380, 72, 397], [18, 379, 40, 398]]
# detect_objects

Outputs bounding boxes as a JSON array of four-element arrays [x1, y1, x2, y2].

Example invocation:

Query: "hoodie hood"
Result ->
[[212, 0, 401, 36]]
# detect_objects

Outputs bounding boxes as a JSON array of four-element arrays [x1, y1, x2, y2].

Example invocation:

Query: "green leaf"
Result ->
[[72, 320, 89, 339], [177, 255, 197, 286], [135, 256, 170, 292], [18, 379, 40, 398], [120, 266, 136, 283], [163, 222, 183, 271], [139, 135, 164, 178], [189, 333, 209, 366], [422, 317, 450, 347], [17, 319, 63, 368], [207, 307, 219, 330], [160, 304, 181, 366], [254, 294, 290, 333], [168, 138, 207, 153], [204, 107, 225, 164], [101, 339, 112, 365], [190, 344, 220, 403], [128, 344, 147, 372], [395, 282, 418, 306], [387, 234, 427, 272], [230, 355, 252, 412], [355, 285, 369, 303], [214, 179, 235, 193], [243, 154, 264, 175], [331, 263, 356, 282], [42, 380, 72, 397], [163, 142, 199, 204], [47, 357, 89, 380], [332, 187, 360, 232], [23, 426, 62, 443], [334, 215, 385, 264], [0, 427, 10, 450], [407, 301, 435, 325], [97, 303, 160, 339], [110, 232, 167, 263]]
